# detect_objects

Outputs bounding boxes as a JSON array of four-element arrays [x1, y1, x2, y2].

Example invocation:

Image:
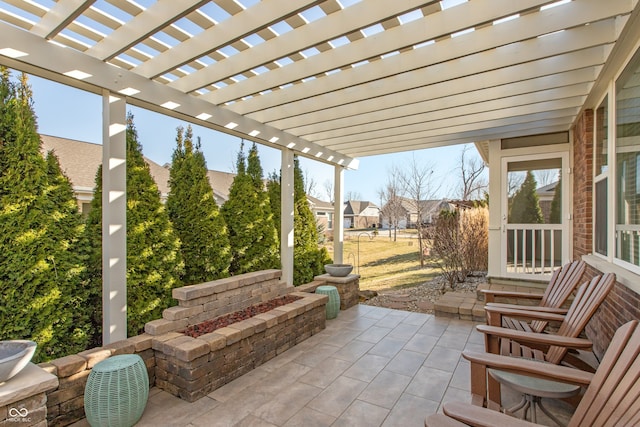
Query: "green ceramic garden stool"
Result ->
[[316, 285, 340, 319], [84, 354, 149, 427]]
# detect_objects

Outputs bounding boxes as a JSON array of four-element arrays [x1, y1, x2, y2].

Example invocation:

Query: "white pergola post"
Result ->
[[281, 149, 294, 286], [487, 139, 502, 278], [333, 166, 345, 264], [102, 90, 127, 343]]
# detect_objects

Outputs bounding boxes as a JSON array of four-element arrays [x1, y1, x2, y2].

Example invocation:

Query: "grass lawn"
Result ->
[[326, 236, 441, 292]]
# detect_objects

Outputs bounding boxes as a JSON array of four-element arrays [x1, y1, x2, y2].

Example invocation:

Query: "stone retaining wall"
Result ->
[[153, 291, 326, 401], [39, 335, 155, 427], [311, 273, 360, 310]]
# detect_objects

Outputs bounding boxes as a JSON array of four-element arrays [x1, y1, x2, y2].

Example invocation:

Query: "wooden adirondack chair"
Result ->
[[481, 260, 586, 333], [425, 320, 640, 427], [479, 273, 616, 405]]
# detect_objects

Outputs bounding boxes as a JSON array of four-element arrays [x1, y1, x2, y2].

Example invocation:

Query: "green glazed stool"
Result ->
[[84, 354, 149, 427], [316, 285, 340, 319]]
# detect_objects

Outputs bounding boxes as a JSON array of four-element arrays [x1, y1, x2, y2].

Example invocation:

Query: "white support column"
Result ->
[[102, 90, 127, 343], [487, 139, 502, 278], [333, 166, 345, 264], [281, 149, 294, 286]]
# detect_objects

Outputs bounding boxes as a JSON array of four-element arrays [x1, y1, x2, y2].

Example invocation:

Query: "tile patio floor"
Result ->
[[73, 304, 575, 426]]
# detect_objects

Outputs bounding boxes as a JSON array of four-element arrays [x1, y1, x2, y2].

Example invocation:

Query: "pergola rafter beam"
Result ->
[[86, 0, 210, 61], [206, 0, 620, 105], [166, 0, 435, 92], [31, 0, 95, 39]]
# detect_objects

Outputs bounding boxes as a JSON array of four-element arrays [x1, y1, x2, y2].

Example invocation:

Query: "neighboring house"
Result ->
[[381, 197, 453, 229], [308, 195, 334, 231], [41, 135, 234, 213], [536, 181, 558, 223], [343, 200, 379, 229]]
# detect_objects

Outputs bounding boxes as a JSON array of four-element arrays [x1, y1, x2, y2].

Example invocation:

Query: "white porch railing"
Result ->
[[616, 224, 640, 265], [505, 224, 563, 276]]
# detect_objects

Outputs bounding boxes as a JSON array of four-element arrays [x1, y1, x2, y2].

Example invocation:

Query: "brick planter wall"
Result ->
[[146, 270, 328, 402], [153, 292, 326, 401], [39, 334, 155, 427], [312, 274, 360, 310]]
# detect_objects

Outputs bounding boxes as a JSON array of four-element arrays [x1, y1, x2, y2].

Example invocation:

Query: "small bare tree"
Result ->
[[458, 145, 487, 200], [345, 190, 362, 201], [397, 157, 440, 267], [378, 166, 405, 241], [323, 179, 334, 203], [303, 168, 318, 198]]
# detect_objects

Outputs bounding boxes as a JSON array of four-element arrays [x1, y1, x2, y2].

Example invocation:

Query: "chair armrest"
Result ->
[[462, 351, 594, 386], [425, 413, 470, 427], [481, 289, 544, 304], [485, 303, 569, 315], [483, 306, 566, 327], [442, 401, 541, 427], [476, 325, 594, 350]]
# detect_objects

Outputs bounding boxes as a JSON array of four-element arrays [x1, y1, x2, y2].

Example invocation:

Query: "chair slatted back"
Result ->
[[569, 320, 640, 427], [531, 260, 586, 333], [544, 273, 615, 365]]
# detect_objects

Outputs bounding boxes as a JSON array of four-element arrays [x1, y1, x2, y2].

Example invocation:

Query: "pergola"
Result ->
[[0, 0, 637, 343]]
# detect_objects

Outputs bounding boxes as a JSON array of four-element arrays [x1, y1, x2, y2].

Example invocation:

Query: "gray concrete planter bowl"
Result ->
[[324, 264, 353, 277], [0, 340, 36, 383]]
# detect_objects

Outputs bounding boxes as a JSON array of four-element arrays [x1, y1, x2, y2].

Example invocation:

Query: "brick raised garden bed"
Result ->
[[146, 270, 328, 402]]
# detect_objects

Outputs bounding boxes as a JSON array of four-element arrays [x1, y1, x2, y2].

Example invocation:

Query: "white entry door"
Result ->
[[501, 152, 570, 279]]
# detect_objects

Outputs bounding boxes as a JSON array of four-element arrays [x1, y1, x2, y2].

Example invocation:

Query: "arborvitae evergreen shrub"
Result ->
[[167, 126, 231, 284], [222, 144, 279, 274], [550, 174, 562, 224], [85, 113, 183, 339], [509, 171, 544, 224], [0, 70, 91, 361]]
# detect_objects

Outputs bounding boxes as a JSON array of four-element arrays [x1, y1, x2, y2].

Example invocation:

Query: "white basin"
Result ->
[[324, 264, 354, 277], [0, 340, 37, 383]]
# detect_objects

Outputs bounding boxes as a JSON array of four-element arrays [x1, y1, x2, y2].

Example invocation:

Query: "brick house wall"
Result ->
[[572, 109, 640, 360]]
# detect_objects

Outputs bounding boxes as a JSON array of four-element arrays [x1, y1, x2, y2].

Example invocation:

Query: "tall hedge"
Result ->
[[85, 112, 184, 339], [509, 171, 544, 224], [0, 70, 91, 362], [222, 143, 279, 274], [167, 125, 231, 283]]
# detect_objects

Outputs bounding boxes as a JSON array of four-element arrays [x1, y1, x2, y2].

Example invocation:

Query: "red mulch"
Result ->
[[182, 294, 302, 338]]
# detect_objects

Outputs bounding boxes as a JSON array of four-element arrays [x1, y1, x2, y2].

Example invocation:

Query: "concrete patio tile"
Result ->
[[341, 316, 379, 332], [251, 382, 322, 425], [385, 349, 427, 377], [381, 393, 439, 427], [387, 322, 421, 340], [401, 311, 432, 326], [446, 318, 477, 334], [252, 362, 311, 396], [361, 306, 391, 320], [332, 399, 390, 427], [437, 331, 471, 351], [293, 343, 340, 367], [137, 391, 220, 427], [438, 386, 473, 413], [418, 318, 450, 336], [323, 328, 362, 347], [358, 370, 412, 409], [424, 346, 462, 372], [342, 354, 390, 382], [356, 325, 392, 343], [190, 390, 272, 427], [332, 339, 375, 362], [234, 415, 278, 427], [449, 359, 471, 391], [403, 333, 439, 355], [368, 336, 406, 358], [282, 407, 336, 427], [307, 376, 368, 416], [207, 365, 270, 402], [464, 342, 485, 354], [375, 312, 407, 329], [298, 357, 353, 388], [405, 366, 453, 402]]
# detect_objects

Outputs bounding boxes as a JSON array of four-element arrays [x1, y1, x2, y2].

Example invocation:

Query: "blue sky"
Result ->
[[27, 72, 479, 204]]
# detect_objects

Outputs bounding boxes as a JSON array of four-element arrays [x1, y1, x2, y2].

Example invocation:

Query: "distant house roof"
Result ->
[[307, 195, 333, 211], [40, 134, 231, 201], [344, 200, 379, 216], [397, 197, 453, 215]]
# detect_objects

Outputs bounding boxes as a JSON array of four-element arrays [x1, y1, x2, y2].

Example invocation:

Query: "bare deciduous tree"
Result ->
[[345, 190, 362, 201], [378, 166, 405, 241], [457, 145, 487, 200], [303, 168, 318, 198], [397, 157, 440, 267], [323, 179, 334, 203]]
